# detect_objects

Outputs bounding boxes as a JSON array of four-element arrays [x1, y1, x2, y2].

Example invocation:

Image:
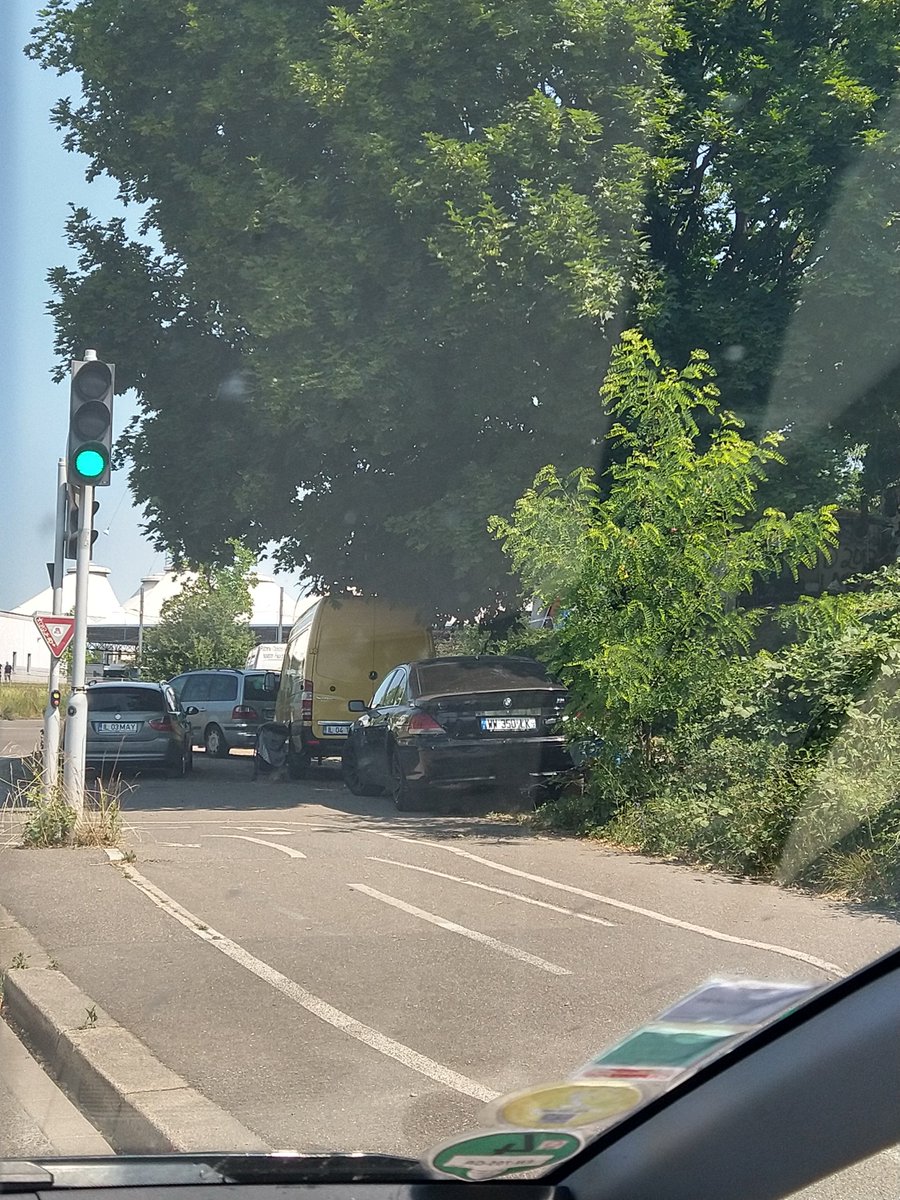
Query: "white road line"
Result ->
[[107, 854, 497, 1104], [349, 882, 571, 976], [205, 835, 306, 859], [363, 832, 845, 978], [160, 841, 201, 848], [368, 856, 616, 929]]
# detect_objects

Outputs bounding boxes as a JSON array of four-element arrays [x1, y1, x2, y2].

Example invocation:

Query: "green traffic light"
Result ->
[[74, 447, 108, 479]]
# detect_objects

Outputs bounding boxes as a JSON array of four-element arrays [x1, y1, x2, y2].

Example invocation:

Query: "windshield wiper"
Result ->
[[0, 1153, 426, 1192]]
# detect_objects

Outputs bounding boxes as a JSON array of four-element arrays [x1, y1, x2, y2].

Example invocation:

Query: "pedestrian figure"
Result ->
[[3, 662, 11, 682]]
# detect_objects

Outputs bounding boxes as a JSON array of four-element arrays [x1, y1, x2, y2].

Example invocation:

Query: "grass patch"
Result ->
[[4, 759, 131, 849], [0, 683, 46, 721]]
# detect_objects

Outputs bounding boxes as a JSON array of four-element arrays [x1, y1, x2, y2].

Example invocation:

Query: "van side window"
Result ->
[[209, 674, 238, 701], [179, 675, 208, 703]]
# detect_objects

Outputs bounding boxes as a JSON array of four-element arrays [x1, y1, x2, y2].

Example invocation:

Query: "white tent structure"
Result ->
[[11, 564, 121, 624], [112, 570, 305, 629], [1, 564, 122, 679]]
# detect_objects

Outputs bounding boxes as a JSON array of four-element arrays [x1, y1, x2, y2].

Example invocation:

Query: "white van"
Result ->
[[275, 596, 433, 776], [245, 643, 288, 670]]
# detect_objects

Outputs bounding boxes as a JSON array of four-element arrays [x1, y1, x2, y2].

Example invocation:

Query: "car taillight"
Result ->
[[407, 710, 444, 734], [301, 679, 313, 724], [232, 705, 259, 720], [149, 716, 174, 732]]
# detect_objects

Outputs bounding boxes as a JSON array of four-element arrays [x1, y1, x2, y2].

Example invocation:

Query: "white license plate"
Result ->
[[480, 717, 538, 733], [96, 722, 140, 734], [321, 723, 351, 736]]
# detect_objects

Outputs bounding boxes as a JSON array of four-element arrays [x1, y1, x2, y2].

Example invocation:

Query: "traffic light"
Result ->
[[68, 357, 115, 486], [65, 487, 100, 561]]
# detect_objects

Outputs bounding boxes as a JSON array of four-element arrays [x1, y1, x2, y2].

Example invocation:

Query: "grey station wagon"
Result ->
[[84, 682, 193, 777]]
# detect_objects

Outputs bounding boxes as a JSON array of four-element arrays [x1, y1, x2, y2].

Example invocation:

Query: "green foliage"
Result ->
[[491, 331, 839, 757], [140, 541, 257, 679], [21, 794, 77, 848], [643, 0, 900, 510], [29, 0, 671, 617], [538, 567, 900, 903]]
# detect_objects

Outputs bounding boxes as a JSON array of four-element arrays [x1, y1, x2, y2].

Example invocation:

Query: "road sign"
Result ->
[[33, 614, 76, 658]]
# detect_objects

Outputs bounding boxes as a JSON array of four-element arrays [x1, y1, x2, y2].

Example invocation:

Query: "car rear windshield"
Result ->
[[244, 673, 280, 701], [87, 687, 165, 714], [413, 659, 552, 696]]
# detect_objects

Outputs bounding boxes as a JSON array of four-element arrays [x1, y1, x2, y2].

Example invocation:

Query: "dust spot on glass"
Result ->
[[723, 344, 745, 363]]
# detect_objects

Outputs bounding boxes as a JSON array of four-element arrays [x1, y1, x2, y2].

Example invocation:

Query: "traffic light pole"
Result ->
[[62, 479, 94, 817], [43, 458, 67, 800]]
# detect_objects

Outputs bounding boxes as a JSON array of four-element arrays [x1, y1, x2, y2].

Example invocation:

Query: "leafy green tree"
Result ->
[[140, 543, 257, 680], [641, 0, 900, 508], [30, 0, 671, 616], [490, 330, 840, 761]]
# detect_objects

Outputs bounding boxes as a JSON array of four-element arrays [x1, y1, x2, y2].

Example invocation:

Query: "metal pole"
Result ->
[[137, 583, 145, 664], [42, 458, 67, 799], [62, 481, 93, 816], [277, 586, 284, 643]]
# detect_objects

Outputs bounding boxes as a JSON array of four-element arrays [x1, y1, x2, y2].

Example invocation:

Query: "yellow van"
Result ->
[[275, 595, 433, 776]]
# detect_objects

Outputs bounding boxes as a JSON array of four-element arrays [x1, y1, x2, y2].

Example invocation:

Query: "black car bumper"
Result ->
[[397, 735, 572, 788]]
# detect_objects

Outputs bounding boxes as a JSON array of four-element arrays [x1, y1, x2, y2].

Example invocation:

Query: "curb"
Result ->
[[1, 914, 269, 1153]]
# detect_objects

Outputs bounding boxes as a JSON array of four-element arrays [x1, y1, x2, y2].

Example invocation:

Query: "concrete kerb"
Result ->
[[0, 906, 269, 1154]]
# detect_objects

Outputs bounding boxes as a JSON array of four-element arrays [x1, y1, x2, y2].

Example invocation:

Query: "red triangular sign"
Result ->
[[33, 614, 76, 658]]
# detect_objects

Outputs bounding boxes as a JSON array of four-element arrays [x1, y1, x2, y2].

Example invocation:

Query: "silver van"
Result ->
[[168, 669, 280, 756]]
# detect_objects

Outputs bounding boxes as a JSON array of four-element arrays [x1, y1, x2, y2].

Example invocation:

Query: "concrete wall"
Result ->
[[0, 612, 53, 679]]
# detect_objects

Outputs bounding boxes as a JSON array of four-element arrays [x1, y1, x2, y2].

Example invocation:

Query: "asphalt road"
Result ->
[[1, 751, 898, 1192]]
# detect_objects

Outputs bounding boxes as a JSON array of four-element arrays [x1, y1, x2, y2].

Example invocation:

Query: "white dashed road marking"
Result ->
[[364, 831, 845, 978], [206, 834, 307, 859], [108, 854, 498, 1104], [349, 882, 571, 976], [368, 856, 616, 928]]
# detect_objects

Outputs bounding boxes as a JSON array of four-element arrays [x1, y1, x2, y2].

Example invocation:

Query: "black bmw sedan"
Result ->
[[341, 655, 572, 809]]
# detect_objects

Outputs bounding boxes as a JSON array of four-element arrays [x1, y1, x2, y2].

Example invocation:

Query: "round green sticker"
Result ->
[[428, 1129, 583, 1181]]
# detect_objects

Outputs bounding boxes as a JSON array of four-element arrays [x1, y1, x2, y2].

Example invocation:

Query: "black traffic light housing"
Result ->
[[68, 357, 115, 486], [65, 486, 100, 561]]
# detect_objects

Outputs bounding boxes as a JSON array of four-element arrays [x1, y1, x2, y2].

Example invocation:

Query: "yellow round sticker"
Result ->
[[492, 1081, 643, 1130]]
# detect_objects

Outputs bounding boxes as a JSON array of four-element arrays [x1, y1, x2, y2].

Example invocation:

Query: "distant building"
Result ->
[[0, 565, 306, 677]]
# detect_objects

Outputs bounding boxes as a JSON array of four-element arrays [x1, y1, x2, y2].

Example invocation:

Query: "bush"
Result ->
[[599, 737, 808, 877]]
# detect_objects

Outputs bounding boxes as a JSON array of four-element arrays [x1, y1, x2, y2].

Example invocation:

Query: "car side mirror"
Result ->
[[184, 705, 200, 716], [348, 700, 368, 713]]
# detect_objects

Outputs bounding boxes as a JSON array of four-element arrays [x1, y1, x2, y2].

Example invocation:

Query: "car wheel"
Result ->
[[204, 724, 229, 758], [342, 742, 383, 797], [389, 746, 422, 811]]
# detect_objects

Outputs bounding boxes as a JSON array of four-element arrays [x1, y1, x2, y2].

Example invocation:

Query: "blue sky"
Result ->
[[0, 2, 300, 611]]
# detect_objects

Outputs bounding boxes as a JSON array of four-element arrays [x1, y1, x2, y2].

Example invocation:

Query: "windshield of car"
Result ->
[[3, 2, 900, 1196], [86, 688, 165, 714]]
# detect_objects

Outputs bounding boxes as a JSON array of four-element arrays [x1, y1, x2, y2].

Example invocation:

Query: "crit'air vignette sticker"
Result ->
[[427, 1129, 584, 1181], [486, 1080, 643, 1131], [659, 979, 818, 1028], [587, 1022, 742, 1071]]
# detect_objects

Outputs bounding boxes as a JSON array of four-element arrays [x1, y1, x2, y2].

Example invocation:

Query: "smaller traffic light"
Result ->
[[65, 487, 100, 561], [68, 357, 115, 486], [50, 689, 61, 710]]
